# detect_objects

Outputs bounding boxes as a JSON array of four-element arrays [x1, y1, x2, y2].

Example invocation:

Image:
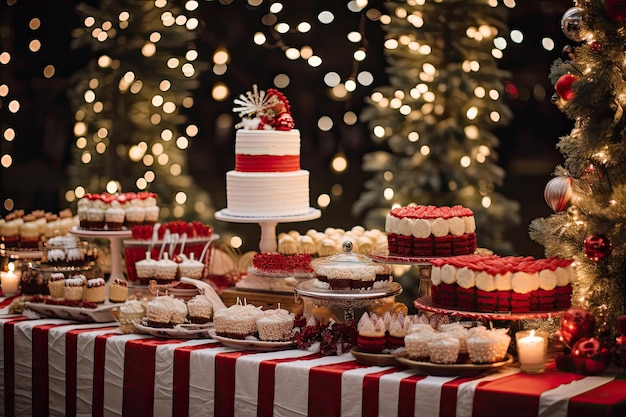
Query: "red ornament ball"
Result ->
[[555, 74, 579, 101], [584, 234, 613, 262], [544, 176, 573, 212], [572, 337, 611, 375], [604, 0, 626, 22], [559, 307, 596, 348], [589, 41, 602, 52]]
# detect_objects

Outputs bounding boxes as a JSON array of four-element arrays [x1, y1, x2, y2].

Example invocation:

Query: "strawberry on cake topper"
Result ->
[[233, 84, 294, 131]]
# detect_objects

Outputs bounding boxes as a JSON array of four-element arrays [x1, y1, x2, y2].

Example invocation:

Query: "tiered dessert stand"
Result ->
[[214, 208, 321, 253], [370, 249, 566, 327]]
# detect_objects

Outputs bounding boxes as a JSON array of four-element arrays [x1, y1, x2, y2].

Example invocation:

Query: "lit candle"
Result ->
[[1, 262, 20, 296], [516, 329, 547, 374]]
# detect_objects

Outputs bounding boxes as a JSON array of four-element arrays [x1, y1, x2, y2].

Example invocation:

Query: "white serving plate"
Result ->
[[134, 320, 214, 339], [208, 329, 296, 352], [24, 301, 118, 322]]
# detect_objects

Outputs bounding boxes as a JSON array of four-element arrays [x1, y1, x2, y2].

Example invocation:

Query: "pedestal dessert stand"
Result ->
[[214, 208, 321, 253], [70, 227, 132, 284]]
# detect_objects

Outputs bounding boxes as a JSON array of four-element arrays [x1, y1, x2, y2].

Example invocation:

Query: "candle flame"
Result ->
[[8, 262, 14, 273], [530, 329, 535, 337]]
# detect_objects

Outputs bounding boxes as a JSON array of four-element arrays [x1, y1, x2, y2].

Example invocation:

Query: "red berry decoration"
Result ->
[[604, 0, 626, 22], [555, 73, 579, 101], [571, 337, 611, 375], [584, 234, 613, 262], [544, 176, 573, 212], [558, 307, 596, 348]]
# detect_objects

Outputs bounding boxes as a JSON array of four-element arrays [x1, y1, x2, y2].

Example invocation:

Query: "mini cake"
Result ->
[[187, 294, 213, 324], [427, 334, 461, 364], [109, 278, 129, 303], [47, 272, 66, 299], [154, 253, 178, 282], [124, 203, 145, 227], [357, 312, 387, 353], [140, 192, 160, 225], [104, 200, 125, 231], [86, 195, 106, 230], [1, 213, 21, 248], [135, 252, 158, 281], [429, 254, 575, 313], [257, 308, 295, 341], [385, 205, 477, 257], [64, 276, 86, 301], [213, 301, 264, 339], [177, 254, 205, 279], [83, 278, 106, 303], [19, 214, 41, 248], [43, 213, 60, 239], [466, 327, 511, 364]]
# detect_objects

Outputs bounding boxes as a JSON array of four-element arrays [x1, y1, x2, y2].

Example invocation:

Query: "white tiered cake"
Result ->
[[225, 86, 311, 217]]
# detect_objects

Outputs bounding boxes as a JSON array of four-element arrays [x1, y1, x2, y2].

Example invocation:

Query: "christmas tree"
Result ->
[[355, 0, 520, 256], [530, 1, 626, 326], [67, 0, 213, 221]]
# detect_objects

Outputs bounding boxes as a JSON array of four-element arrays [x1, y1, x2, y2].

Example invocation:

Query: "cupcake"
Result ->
[[439, 322, 469, 356], [144, 294, 187, 326], [466, 327, 511, 364], [135, 252, 158, 280], [154, 253, 178, 282], [177, 253, 205, 279], [257, 308, 295, 341], [105, 200, 125, 231], [109, 278, 129, 303], [405, 325, 437, 360], [77, 196, 91, 229], [83, 278, 106, 303], [47, 272, 66, 299], [213, 301, 264, 339], [187, 294, 213, 324], [386, 313, 411, 351], [427, 334, 461, 364], [64, 276, 86, 301], [356, 312, 387, 353]]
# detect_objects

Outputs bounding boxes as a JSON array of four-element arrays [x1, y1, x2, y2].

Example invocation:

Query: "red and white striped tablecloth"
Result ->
[[1, 316, 625, 417]]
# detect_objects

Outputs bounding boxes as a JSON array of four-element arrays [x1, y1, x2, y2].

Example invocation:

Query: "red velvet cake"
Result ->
[[385, 205, 477, 257], [429, 254, 574, 313]]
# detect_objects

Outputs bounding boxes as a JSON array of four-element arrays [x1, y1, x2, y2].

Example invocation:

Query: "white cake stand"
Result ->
[[70, 226, 132, 282], [214, 208, 321, 253]]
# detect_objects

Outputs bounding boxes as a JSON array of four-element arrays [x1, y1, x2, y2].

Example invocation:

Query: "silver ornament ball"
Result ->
[[561, 7, 587, 42]]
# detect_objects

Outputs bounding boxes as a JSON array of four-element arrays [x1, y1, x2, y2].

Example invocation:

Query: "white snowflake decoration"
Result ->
[[232, 84, 280, 119]]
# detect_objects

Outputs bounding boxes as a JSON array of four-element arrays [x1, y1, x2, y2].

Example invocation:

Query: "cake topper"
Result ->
[[233, 84, 295, 131]]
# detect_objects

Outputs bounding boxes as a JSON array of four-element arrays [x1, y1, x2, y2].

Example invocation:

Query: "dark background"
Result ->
[[0, 0, 573, 257]]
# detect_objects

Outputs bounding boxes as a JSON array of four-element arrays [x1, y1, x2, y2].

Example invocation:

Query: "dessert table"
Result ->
[[0, 297, 625, 417]]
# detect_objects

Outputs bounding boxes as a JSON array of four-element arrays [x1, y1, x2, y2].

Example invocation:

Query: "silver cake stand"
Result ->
[[214, 208, 321, 253], [294, 280, 403, 321]]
